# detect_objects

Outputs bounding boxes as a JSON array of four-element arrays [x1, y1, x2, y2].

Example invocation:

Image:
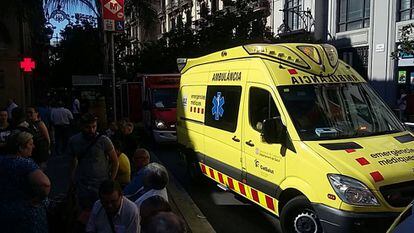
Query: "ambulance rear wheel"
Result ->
[[280, 196, 322, 233], [183, 150, 203, 183]]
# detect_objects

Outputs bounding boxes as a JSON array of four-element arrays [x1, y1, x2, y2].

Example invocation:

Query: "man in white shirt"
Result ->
[[72, 97, 81, 115], [6, 99, 18, 120], [86, 180, 140, 233], [50, 101, 73, 155]]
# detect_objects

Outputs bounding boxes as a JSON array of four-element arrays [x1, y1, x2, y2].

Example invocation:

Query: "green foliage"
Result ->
[[392, 23, 414, 60], [124, 0, 275, 75], [49, 21, 103, 87]]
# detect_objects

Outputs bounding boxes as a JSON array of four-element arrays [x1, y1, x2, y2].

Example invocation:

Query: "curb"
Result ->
[[150, 150, 216, 233]]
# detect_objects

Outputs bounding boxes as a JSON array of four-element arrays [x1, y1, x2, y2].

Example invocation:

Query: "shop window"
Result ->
[[399, 0, 414, 21], [284, 0, 302, 31], [337, 0, 370, 32], [249, 87, 279, 132], [339, 46, 369, 79], [205, 86, 242, 132]]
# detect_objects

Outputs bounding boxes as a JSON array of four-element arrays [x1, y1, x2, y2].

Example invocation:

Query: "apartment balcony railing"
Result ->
[[166, 0, 192, 14], [252, 0, 271, 16]]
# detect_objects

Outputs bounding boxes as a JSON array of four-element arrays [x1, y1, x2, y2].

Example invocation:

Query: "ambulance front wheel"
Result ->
[[280, 196, 323, 233]]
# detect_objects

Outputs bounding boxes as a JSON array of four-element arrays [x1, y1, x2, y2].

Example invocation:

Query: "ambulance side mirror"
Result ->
[[261, 117, 286, 144]]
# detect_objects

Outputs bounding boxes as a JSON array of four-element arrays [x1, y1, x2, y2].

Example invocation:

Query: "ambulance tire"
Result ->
[[183, 150, 203, 184], [280, 196, 323, 233]]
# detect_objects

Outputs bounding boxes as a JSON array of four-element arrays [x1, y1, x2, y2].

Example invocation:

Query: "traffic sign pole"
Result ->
[[111, 32, 117, 121], [100, 0, 124, 121]]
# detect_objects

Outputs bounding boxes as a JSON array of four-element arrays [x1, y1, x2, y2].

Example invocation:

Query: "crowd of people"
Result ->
[[0, 98, 187, 233]]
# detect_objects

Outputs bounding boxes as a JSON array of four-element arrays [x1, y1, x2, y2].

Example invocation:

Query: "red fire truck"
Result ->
[[120, 74, 180, 143]]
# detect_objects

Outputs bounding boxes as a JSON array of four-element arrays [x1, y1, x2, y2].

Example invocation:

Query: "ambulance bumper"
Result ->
[[313, 204, 399, 233], [153, 130, 177, 143]]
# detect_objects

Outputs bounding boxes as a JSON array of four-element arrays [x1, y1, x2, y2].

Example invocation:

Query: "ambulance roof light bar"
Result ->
[[322, 44, 339, 68], [243, 44, 309, 69], [244, 44, 339, 69], [177, 58, 187, 72]]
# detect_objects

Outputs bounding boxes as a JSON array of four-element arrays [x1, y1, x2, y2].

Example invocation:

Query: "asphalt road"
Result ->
[[148, 143, 282, 233]]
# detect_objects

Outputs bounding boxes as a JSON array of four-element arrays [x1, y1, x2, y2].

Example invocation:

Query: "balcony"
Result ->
[[166, 0, 192, 14], [252, 0, 270, 17]]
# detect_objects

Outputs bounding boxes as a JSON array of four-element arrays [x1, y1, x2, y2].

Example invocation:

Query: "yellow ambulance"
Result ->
[[176, 43, 414, 233]]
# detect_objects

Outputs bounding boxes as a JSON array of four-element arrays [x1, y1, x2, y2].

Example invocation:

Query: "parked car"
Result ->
[[387, 200, 414, 233]]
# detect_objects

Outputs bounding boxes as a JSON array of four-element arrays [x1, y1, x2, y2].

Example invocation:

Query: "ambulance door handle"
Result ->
[[232, 136, 240, 142], [245, 140, 255, 147]]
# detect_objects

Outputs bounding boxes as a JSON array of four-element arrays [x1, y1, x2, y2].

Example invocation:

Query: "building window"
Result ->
[[211, 0, 218, 13], [186, 10, 192, 27], [337, 0, 370, 32], [170, 18, 176, 30], [177, 14, 183, 28], [399, 0, 414, 21], [284, 0, 302, 31], [205, 86, 242, 132]]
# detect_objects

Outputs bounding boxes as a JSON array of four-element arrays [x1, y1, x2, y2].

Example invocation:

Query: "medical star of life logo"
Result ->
[[212, 92, 225, 120], [104, 0, 123, 14]]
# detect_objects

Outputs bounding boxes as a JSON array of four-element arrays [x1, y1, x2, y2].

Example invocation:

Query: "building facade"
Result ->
[[266, 0, 412, 106], [124, 0, 227, 55], [126, 0, 412, 106], [0, 2, 47, 108]]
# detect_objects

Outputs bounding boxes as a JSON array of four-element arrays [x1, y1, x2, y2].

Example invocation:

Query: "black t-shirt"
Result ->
[[0, 125, 11, 155]]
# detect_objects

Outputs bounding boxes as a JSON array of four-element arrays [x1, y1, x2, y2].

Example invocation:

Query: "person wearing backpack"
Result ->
[[26, 106, 51, 170], [67, 113, 119, 231]]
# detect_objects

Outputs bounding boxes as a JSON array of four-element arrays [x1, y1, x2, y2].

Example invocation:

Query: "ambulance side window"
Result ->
[[205, 86, 242, 132], [249, 87, 279, 132]]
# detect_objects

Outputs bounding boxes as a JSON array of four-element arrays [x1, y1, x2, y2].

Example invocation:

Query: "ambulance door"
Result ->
[[203, 84, 244, 181], [242, 83, 286, 200]]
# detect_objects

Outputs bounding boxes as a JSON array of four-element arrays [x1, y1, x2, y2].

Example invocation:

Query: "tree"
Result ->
[[49, 20, 103, 87], [46, 0, 156, 27]]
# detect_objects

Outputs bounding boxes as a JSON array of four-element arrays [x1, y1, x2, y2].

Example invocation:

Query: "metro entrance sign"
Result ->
[[101, 0, 124, 31]]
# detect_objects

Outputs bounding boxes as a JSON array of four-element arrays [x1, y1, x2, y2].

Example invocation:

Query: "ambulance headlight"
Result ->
[[155, 120, 167, 129], [328, 174, 379, 206]]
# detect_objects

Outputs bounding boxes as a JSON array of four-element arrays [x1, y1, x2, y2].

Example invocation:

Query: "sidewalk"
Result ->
[[150, 149, 216, 233]]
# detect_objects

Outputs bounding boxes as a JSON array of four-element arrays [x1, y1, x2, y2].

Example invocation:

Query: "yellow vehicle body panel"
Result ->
[[177, 43, 414, 228]]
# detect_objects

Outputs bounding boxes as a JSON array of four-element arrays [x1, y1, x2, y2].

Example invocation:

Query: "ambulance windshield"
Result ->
[[278, 83, 404, 140], [152, 88, 178, 109]]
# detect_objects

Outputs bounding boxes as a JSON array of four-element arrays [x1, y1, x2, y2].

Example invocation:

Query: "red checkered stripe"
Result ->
[[347, 149, 385, 183], [199, 162, 278, 214], [189, 106, 204, 114]]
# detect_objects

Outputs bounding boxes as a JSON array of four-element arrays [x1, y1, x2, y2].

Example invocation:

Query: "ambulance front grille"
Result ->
[[379, 180, 414, 208]]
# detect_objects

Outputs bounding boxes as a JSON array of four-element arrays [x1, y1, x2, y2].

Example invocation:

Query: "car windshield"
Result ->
[[152, 88, 178, 109], [278, 83, 404, 140]]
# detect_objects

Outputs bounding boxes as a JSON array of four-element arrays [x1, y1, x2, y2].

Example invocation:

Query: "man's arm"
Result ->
[[38, 121, 51, 145], [108, 148, 119, 180], [70, 157, 78, 184], [67, 139, 78, 184]]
